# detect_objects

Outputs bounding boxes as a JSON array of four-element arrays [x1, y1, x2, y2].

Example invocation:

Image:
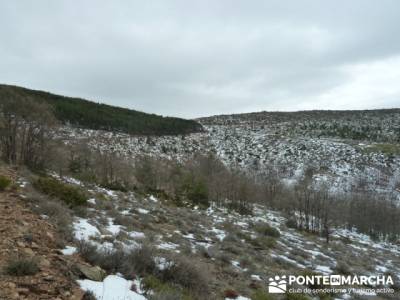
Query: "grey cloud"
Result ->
[[1, 0, 399, 118]]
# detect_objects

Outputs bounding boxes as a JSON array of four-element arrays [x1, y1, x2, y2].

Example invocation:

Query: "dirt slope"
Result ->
[[0, 169, 84, 300]]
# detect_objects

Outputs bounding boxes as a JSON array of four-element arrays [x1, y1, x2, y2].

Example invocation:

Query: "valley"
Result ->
[[0, 92, 399, 300]]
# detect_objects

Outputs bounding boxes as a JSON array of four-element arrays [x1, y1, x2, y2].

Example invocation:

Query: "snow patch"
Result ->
[[137, 208, 149, 214], [73, 218, 100, 240], [157, 242, 179, 251], [148, 195, 158, 202], [128, 231, 146, 239], [106, 218, 122, 236], [315, 265, 333, 275], [78, 275, 146, 300], [61, 246, 77, 255]]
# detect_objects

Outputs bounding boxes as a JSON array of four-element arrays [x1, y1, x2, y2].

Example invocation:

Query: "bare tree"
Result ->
[[0, 97, 56, 169]]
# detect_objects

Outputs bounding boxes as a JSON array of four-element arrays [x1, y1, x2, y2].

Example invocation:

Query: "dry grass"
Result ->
[[27, 191, 74, 242], [4, 257, 39, 276]]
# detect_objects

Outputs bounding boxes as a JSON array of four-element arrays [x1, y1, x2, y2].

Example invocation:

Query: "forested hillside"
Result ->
[[0, 84, 202, 135]]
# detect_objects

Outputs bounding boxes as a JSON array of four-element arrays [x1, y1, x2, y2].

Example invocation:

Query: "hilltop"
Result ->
[[198, 109, 400, 142], [0, 84, 202, 136]]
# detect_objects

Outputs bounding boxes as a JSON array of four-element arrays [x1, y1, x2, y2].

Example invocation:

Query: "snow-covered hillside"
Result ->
[[57, 113, 400, 198], [28, 175, 399, 300], [22, 110, 400, 299]]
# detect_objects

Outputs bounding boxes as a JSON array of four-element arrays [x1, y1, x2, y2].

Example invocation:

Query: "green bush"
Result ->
[[285, 218, 297, 229], [5, 257, 39, 276], [33, 177, 87, 206], [0, 175, 11, 191], [143, 276, 194, 300], [77, 241, 157, 279], [251, 290, 275, 300], [254, 223, 281, 238], [250, 236, 277, 249], [142, 275, 171, 294], [101, 181, 128, 192], [184, 178, 209, 207]]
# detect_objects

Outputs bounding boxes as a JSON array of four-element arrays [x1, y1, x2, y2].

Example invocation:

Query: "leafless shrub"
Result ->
[[82, 291, 96, 300], [335, 261, 352, 275], [159, 255, 210, 296], [148, 291, 185, 300], [29, 192, 73, 241], [121, 244, 158, 279]]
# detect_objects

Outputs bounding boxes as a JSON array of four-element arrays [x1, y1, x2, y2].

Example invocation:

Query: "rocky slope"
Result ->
[[0, 169, 84, 300], [15, 172, 399, 300]]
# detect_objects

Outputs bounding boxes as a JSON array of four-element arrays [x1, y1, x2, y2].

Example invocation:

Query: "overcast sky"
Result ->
[[1, 1, 400, 118]]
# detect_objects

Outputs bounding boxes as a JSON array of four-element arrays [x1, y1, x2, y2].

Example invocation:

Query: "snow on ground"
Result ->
[[63, 176, 83, 186], [137, 208, 149, 214], [61, 246, 77, 255], [315, 265, 333, 275], [148, 195, 158, 202], [120, 209, 131, 215], [251, 275, 262, 281], [78, 275, 146, 300], [157, 242, 180, 251], [271, 253, 307, 269], [182, 233, 195, 239], [73, 218, 100, 240], [376, 265, 388, 273], [106, 218, 122, 236], [210, 227, 226, 241], [18, 179, 28, 188], [154, 257, 173, 271], [128, 231, 145, 239], [60, 171, 400, 299], [58, 122, 400, 198]]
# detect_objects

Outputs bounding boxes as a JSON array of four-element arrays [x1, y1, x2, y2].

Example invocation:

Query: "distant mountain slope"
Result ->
[[198, 109, 400, 142], [0, 84, 202, 135], [198, 109, 400, 124]]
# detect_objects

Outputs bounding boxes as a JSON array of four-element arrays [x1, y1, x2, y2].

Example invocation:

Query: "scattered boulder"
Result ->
[[39, 257, 51, 269], [76, 264, 106, 281]]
